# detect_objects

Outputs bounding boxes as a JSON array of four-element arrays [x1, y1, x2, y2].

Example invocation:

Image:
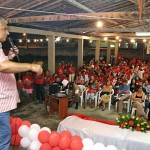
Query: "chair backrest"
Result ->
[[78, 85, 85, 91]]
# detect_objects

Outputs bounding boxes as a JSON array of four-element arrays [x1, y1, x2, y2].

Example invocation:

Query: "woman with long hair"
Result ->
[[132, 85, 148, 119]]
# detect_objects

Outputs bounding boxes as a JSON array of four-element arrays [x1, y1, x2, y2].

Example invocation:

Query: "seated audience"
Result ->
[[117, 79, 130, 113], [132, 85, 148, 119], [98, 80, 112, 111]]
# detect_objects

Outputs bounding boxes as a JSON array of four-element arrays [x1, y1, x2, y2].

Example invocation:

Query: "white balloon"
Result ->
[[29, 140, 41, 150], [40, 127, 51, 133], [30, 124, 41, 131], [20, 137, 30, 148], [106, 145, 117, 150], [94, 143, 105, 150], [18, 125, 30, 138], [28, 128, 39, 141], [82, 145, 95, 150], [82, 138, 94, 147]]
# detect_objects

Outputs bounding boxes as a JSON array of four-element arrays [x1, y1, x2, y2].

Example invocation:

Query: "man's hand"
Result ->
[[8, 46, 19, 60], [31, 64, 43, 75]]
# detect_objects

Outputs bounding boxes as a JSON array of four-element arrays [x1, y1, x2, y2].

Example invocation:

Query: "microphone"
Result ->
[[7, 36, 20, 62], [7, 37, 17, 55]]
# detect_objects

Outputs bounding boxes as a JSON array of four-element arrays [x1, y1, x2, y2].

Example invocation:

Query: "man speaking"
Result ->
[[0, 18, 42, 150]]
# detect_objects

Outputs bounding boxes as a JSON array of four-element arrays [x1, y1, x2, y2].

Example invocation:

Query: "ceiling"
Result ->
[[1, 0, 150, 40]]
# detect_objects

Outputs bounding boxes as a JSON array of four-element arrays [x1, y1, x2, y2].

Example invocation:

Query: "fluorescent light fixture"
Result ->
[[136, 32, 150, 36], [55, 37, 61, 42], [110, 44, 115, 48]]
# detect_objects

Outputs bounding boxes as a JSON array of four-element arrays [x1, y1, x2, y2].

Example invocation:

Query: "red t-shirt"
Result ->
[[34, 72, 44, 84], [68, 66, 75, 74], [23, 75, 34, 89]]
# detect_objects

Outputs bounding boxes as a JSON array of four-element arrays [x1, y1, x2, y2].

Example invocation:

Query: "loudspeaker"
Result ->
[[49, 83, 59, 95]]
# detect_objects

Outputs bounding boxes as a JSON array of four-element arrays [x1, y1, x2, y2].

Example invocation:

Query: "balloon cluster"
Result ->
[[10, 117, 83, 150], [10, 117, 118, 150], [82, 138, 118, 150]]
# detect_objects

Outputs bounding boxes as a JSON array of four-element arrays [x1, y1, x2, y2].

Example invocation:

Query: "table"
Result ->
[[57, 116, 150, 150], [48, 95, 68, 119]]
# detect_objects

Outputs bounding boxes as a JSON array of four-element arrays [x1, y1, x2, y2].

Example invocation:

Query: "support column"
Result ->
[[115, 42, 119, 64], [95, 40, 100, 63], [78, 39, 83, 69], [106, 41, 111, 64], [48, 35, 55, 75]]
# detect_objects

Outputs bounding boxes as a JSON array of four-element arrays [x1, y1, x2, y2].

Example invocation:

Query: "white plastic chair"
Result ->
[[98, 89, 114, 110], [131, 96, 149, 116], [85, 89, 102, 107], [115, 91, 132, 113], [131, 107, 149, 116]]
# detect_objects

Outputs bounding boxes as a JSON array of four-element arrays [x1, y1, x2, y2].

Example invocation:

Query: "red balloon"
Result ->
[[16, 118, 23, 125], [52, 146, 61, 150], [21, 120, 31, 127], [59, 136, 71, 149], [49, 131, 60, 147], [10, 116, 14, 124], [71, 135, 82, 142], [12, 118, 22, 126], [60, 130, 72, 138], [40, 143, 52, 150], [10, 134, 22, 147], [38, 131, 50, 144], [10, 123, 20, 135], [70, 140, 83, 150]]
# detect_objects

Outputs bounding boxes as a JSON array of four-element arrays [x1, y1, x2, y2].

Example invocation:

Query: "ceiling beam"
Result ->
[[60, 27, 148, 33], [7, 11, 138, 23], [8, 26, 101, 40], [64, 0, 94, 13]]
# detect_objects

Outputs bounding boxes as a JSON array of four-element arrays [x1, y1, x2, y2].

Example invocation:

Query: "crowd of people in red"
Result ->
[[17, 56, 150, 119]]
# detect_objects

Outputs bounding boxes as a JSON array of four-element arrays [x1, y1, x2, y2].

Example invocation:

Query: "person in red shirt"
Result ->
[[56, 64, 64, 79], [34, 61, 45, 103], [23, 71, 34, 104], [44, 70, 51, 96], [68, 63, 75, 82], [17, 79, 27, 104]]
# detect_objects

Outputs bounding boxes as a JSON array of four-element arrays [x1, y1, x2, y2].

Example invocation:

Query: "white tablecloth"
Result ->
[[57, 116, 150, 150]]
